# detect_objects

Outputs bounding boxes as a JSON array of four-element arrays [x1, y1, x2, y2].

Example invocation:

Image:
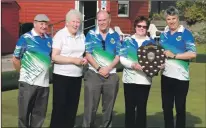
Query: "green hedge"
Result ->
[[2, 54, 206, 92], [2, 67, 53, 92]]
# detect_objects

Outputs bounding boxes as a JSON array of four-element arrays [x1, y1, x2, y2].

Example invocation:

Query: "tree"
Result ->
[[176, 0, 206, 25]]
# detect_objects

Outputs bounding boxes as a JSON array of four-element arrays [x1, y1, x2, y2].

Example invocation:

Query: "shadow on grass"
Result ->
[[75, 111, 202, 128]]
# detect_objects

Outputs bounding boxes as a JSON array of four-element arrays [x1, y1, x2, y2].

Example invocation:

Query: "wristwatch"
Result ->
[[97, 66, 101, 72]]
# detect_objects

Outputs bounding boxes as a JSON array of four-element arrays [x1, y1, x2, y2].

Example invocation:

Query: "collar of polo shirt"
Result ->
[[31, 28, 48, 38], [164, 25, 185, 33], [131, 34, 150, 41], [94, 27, 115, 35], [64, 26, 82, 38]]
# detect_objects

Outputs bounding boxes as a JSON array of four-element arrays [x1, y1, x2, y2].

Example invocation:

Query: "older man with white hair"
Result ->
[[50, 9, 87, 128], [82, 10, 121, 128], [12, 14, 52, 128]]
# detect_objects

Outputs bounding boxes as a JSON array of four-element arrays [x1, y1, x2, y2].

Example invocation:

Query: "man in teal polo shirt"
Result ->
[[12, 14, 52, 128], [82, 10, 121, 128]]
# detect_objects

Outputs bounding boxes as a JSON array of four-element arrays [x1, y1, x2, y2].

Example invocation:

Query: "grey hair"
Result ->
[[164, 6, 179, 17], [97, 10, 111, 19], [66, 9, 82, 22]]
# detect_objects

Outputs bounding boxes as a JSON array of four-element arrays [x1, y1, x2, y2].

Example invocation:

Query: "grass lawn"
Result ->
[[2, 63, 206, 128], [196, 44, 206, 54]]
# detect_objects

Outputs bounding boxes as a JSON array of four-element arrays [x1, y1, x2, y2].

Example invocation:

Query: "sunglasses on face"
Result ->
[[102, 40, 106, 50], [136, 25, 147, 29]]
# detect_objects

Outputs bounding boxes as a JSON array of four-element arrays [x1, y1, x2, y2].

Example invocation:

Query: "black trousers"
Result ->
[[50, 73, 82, 128], [124, 83, 151, 128], [161, 75, 189, 128]]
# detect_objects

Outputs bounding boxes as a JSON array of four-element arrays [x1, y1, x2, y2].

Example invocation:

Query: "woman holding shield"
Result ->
[[120, 16, 155, 128], [160, 6, 196, 128]]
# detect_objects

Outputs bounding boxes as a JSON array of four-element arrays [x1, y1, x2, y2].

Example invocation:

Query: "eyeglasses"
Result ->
[[102, 40, 106, 50], [136, 25, 147, 29]]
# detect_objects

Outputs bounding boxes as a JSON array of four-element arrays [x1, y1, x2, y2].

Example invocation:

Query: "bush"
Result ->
[[184, 4, 206, 25], [176, 1, 193, 16], [151, 11, 165, 20], [176, 0, 206, 25], [193, 25, 206, 44]]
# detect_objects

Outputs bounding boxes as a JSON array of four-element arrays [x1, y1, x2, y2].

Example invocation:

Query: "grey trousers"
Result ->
[[18, 82, 49, 128], [82, 69, 119, 128]]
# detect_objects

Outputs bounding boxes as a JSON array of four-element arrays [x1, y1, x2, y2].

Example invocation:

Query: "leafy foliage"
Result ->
[[193, 25, 206, 44], [176, 0, 206, 25], [151, 11, 165, 20]]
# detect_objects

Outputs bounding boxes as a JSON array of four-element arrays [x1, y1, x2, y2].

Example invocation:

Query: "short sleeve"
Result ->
[[183, 30, 196, 53], [82, 34, 86, 42], [13, 35, 27, 59], [159, 33, 165, 44], [114, 32, 121, 56], [52, 31, 63, 50], [119, 37, 130, 57], [85, 30, 94, 54], [120, 37, 136, 68]]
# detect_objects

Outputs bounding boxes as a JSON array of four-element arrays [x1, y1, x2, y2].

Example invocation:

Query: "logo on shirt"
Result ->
[[176, 36, 182, 41], [110, 38, 115, 44], [47, 42, 51, 48]]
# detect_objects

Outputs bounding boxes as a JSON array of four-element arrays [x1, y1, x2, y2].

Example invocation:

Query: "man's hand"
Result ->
[[99, 66, 112, 78], [12, 56, 21, 72]]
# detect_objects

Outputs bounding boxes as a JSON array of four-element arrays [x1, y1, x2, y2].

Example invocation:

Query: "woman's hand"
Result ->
[[73, 57, 88, 66], [164, 50, 175, 58], [131, 63, 143, 71], [160, 64, 165, 70], [73, 58, 83, 65], [81, 57, 88, 66]]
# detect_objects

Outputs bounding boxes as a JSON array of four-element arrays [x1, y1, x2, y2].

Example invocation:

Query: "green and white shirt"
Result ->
[[160, 25, 196, 81], [85, 28, 121, 73], [13, 29, 52, 87], [120, 35, 155, 85]]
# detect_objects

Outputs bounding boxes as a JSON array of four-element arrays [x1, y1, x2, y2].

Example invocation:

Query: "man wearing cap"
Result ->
[[12, 14, 52, 128]]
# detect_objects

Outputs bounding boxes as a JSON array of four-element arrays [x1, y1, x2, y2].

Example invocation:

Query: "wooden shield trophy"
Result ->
[[138, 43, 165, 77]]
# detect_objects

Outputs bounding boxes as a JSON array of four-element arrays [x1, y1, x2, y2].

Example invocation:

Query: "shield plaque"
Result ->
[[138, 43, 166, 77]]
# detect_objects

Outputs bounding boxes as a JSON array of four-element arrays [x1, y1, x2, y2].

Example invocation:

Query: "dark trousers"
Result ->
[[82, 69, 119, 128], [50, 73, 82, 128], [18, 82, 49, 128], [161, 75, 189, 128], [124, 83, 151, 128]]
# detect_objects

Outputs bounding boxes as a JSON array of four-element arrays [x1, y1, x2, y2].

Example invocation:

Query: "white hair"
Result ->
[[66, 9, 82, 22]]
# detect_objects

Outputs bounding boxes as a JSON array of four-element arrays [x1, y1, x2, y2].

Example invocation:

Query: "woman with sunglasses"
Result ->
[[120, 16, 155, 128]]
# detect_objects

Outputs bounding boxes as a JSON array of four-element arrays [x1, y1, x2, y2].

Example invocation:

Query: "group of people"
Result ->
[[12, 6, 196, 128]]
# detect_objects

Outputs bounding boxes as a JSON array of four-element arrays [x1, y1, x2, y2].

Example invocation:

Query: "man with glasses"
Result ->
[[12, 14, 52, 128], [83, 10, 121, 128]]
